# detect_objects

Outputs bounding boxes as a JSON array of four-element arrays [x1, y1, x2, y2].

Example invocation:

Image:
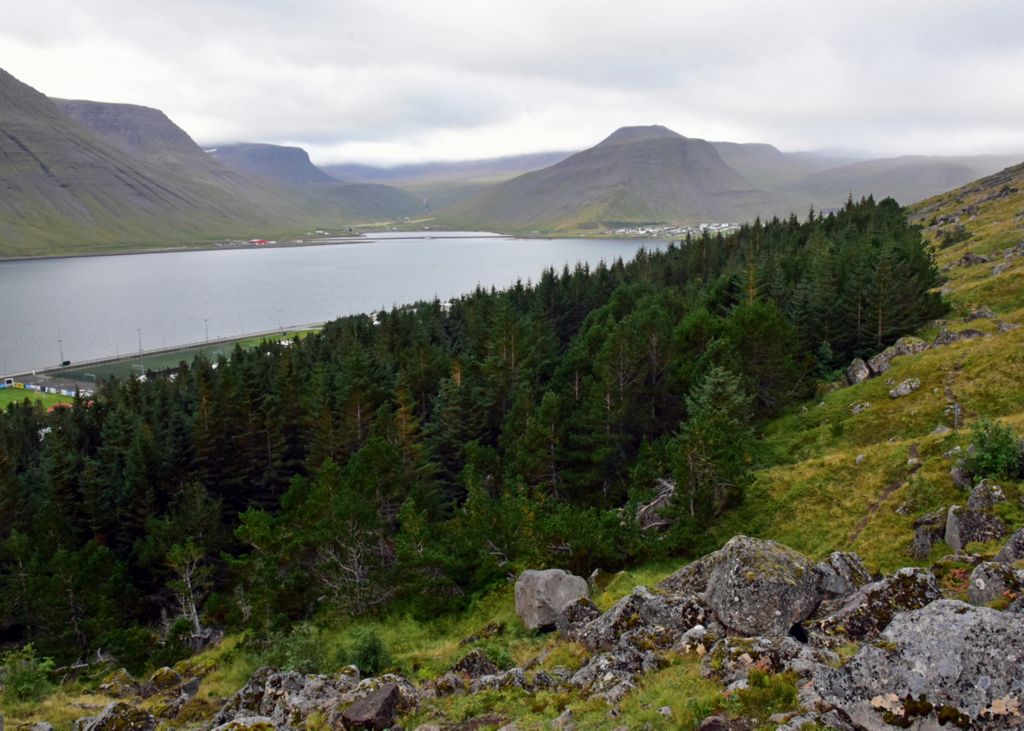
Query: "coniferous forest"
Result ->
[[0, 197, 946, 669]]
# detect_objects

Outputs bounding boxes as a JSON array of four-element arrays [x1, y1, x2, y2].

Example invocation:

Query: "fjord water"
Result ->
[[0, 233, 665, 375]]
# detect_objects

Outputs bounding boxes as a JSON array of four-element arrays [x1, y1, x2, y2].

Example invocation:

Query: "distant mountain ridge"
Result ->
[[440, 125, 786, 230], [0, 68, 422, 257]]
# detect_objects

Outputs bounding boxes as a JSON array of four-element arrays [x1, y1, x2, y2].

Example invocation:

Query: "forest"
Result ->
[[0, 197, 946, 670]]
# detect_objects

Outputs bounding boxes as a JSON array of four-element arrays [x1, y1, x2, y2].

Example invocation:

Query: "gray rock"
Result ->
[[214, 667, 362, 729], [945, 505, 1007, 552], [704, 536, 822, 637], [635, 478, 675, 531], [701, 636, 837, 684], [934, 328, 985, 346], [555, 596, 600, 642], [568, 642, 662, 703], [514, 569, 589, 630], [73, 703, 156, 731], [448, 648, 499, 678], [1009, 596, 1024, 613], [469, 667, 527, 694], [866, 336, 929, 375], [845, 358, 872, 385], [657, 551, 725, 596], [339, 683, 400, 730], [950, 463, 973, 490], [815, 567, 941, 640], [816, 599, 1024, 729], [429, 672, 466, 698], [339, 674, 418, 716], [910, 510, 946, 559], [574, 585, 707, 652], [967, 479, 1007, 511], [849, 401, 872, 415], [968, 561, 1023, 605], [888, 377, 921, 399], [815, 551, 871, 599], [994, 528, 1024, 563]]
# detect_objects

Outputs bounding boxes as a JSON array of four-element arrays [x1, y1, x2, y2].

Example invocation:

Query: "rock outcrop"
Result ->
[[888, 378, 921, 399], [514, 569, 589, 630], [339, 683, 400, 730], [945, 505, 1007, 552], [814, 568, 941, 640], [704, 536, 822, 637], [213, 666, 363, 730], [967, 479, 1007, 511], [815, 600, 1024, 729], [866, 336, 929, 376], [968, 562, 1023, 605], [73, 703, 156, 731], [995, 528, 1024, 563]]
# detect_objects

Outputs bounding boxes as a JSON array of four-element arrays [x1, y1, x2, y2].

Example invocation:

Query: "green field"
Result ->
[[0, 387, 72, 409]]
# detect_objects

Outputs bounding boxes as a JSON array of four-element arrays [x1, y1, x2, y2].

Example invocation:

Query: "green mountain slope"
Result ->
[[439, 125, 785, 231]]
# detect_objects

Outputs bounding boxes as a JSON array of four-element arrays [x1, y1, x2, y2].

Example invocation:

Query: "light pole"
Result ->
[[204, 318, 209, 343], [58, 339, 63, 369], [137, 328, 144, 374]]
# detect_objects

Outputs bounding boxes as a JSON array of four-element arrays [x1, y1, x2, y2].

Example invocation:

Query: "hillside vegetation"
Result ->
[[4, 165, 1024, 728]]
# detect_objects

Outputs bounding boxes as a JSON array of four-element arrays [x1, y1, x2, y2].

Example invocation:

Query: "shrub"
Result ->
[[965, 419, 1023, 481], [0, 644, 55, 703], [344, 629, 392, 676]]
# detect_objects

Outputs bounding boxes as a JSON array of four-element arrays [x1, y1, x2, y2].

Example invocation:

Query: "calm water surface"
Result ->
[[0, 233, 665, 374]]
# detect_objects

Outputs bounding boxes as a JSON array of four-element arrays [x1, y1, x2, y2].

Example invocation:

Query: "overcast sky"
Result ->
[[3, 0, 1023, 165]]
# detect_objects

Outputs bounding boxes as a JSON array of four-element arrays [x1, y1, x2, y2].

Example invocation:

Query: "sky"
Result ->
[[3, 0, 1023, 166]]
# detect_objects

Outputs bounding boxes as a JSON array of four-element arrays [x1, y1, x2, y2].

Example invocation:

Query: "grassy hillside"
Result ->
[[10, 165, 1024, 730]]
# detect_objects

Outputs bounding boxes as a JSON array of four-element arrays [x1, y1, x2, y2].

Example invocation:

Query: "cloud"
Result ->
[[1, 0, 1022, 163]]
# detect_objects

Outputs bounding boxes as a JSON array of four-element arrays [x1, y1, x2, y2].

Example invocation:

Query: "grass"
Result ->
[[0, 388, 72, 409]]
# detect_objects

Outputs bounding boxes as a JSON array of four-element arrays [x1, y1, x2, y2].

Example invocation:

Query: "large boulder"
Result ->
[[945, 505, 1007, 552], [995, 528, 1024, 563], [73, 703, 156, 731], [339, 683, 400, 730], [568, 642, 663, 704], [704, 536, 822, 637], [97, 668, 140, 698], [845, 358, 872, 385], [815, 600, 1024, 729], [866, 336, 929, 375], [814, 567, 941, 640], [968, 562, 1024, 605], [514, 569, 589, 630]]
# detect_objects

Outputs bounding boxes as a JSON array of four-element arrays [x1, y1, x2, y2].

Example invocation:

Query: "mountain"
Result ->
[[0, 68, 420, 257], [709, 141, 850, 189], [440, 125, 781, 231], [208, 142, 423, 220], [209, 143, 336, 185]]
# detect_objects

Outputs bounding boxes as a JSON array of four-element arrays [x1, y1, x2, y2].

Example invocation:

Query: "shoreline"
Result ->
[[0, 229, 671, 263]]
